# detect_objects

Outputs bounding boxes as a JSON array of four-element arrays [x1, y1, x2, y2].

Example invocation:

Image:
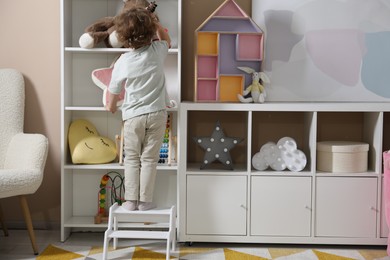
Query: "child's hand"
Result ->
[[105, 102, 117, 114], [156, 22, 171, 48], [167, 100, 177, 108]]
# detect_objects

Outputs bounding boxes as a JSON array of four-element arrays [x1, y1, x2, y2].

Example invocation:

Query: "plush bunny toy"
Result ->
[[79, 0, 157, 49]]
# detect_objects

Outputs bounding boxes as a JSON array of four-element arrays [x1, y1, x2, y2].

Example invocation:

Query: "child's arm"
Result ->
[[156, 22, 171, 48], [106, 91, 119, 113]]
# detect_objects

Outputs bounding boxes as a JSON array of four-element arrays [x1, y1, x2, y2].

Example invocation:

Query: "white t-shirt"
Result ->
[[108, 40, 170, 120]]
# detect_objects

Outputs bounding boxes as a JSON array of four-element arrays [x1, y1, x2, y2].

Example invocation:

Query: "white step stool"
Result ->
[[102, 203, 176, 260]]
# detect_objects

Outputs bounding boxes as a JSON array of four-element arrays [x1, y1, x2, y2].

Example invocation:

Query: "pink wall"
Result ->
[[0, 0, 61, 228]]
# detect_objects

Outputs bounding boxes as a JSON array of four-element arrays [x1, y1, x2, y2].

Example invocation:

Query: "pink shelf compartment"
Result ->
[[197, 79, 218, 101], [197, 56, 219, 79], [236, 34, 263, 61]]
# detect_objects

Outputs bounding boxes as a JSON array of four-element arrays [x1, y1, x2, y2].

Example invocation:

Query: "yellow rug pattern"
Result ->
[[37, 243, 389, 260]]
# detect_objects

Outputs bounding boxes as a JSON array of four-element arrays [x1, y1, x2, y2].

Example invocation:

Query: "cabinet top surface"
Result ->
[[181, 101, 390, 112]]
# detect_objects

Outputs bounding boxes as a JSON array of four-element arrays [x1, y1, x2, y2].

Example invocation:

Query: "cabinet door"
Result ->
[[251, 176, 312, 236], [186, 175, 247, 235], [315, 177, 377, 237]]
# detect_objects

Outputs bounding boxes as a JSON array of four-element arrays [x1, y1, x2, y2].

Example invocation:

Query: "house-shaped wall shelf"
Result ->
[[194, 0, 264, 102]]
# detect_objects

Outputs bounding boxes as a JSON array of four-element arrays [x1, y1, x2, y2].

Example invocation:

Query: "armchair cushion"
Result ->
[[4, 133, 48, 170], [0, 169, 42, 198], [0, 133, 48, 198]]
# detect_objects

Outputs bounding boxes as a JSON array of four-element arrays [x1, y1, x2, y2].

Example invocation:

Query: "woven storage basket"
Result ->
[[316, 141, 369, 173]]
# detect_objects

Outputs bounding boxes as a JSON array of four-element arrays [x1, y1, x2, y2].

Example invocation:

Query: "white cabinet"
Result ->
[[315, 177, 377, 238], [186, 175, 247, 235], [178, 102, 389, 245], [251, 176, 312, 237], [60, 0, 181, 241]]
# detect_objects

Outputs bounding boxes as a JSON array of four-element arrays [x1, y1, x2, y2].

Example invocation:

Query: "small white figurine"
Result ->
[[237, 66, 270, 103]]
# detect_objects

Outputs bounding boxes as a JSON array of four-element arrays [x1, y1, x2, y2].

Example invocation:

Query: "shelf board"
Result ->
[[65, 106, 178, 112], [197, 54, 218, 57], [65, 106, 106, 111], [236, 58, 262, 62], [212, 16, 251, 20], [250, 171, 313, 177], [315, 171, 378, 177], [184, 168, 379, 177], [64, 163, 178, 171], [65, 47, 179, 54], [186, 163, 247, 174], [197, 77, 218, 81]]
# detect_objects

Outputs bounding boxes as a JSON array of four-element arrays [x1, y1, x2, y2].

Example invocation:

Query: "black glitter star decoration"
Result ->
[[193, 121, 243, 170]]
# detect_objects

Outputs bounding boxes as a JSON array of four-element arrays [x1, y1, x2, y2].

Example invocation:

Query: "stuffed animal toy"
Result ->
[[91, 57, 178, 109], [91, 56, 126, 108], [237, 66, 270, 103], [79, 0, 157, 49]]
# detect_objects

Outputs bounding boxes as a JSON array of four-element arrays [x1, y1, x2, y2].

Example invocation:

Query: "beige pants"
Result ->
[[123, 110, 167, 202]]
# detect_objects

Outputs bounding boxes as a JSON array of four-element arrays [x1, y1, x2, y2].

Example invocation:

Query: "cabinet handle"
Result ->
[[240, 204, 247, 210], [305, 205, 312, 210]]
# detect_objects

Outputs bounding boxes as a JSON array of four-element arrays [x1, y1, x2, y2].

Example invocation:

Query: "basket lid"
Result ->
[[317, 141, 369, 153]]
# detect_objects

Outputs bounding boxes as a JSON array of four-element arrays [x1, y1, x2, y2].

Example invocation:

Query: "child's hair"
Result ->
[[115, 7, 157, 49]]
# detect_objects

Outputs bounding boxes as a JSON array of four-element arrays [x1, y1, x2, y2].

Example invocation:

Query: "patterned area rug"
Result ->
[[37, 242, 390, 260]]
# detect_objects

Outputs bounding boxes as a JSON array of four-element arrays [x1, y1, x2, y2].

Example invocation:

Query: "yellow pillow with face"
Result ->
[[68, 119, 117, 164], [68, 119, 98, 155], [72, 135, 117, 164]]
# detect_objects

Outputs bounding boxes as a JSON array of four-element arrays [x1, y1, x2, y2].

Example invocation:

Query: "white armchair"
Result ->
[[0, 69, 49, 255]]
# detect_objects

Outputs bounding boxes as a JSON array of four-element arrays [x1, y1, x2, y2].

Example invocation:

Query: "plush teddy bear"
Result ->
[[79, 0, 157, 49]]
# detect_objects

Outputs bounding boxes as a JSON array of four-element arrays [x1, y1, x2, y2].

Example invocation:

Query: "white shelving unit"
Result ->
[[61, 0, 390, 246], [60, 0, 181, 241], [178, 102, 390, 245]]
